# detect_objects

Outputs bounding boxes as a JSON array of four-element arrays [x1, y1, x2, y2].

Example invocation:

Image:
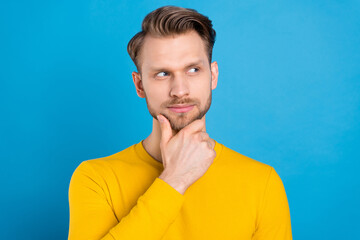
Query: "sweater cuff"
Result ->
[[138, 177, 185, 221]]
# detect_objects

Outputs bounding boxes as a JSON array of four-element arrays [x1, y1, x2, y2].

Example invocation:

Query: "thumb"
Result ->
[[157, 114, 173, 146]]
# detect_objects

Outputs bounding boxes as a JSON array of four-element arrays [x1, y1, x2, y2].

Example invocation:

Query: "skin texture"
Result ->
[[132, 31, 218, 175]]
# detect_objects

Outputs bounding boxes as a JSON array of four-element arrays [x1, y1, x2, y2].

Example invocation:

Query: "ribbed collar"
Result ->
[[134, 139, 223, 169]]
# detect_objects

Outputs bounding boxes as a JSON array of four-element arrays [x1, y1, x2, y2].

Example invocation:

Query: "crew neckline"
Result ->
[[134, 139, 223, 168]]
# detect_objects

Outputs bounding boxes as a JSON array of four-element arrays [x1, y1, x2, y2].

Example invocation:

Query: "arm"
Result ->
[[68, 161, 185, 240], [252, 167, 293, 240]]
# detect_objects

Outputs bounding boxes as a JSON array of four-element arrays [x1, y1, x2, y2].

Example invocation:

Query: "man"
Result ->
[[68, 6, 292, 240]]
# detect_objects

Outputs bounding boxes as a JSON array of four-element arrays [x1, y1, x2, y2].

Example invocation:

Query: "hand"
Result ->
[[157, 114, 216, 195]]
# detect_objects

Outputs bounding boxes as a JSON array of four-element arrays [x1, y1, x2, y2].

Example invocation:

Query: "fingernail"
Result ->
[[157, 115, 163, 123]]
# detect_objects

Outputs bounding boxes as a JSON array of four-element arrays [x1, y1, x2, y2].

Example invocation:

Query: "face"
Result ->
[[132, 30, 218, 133]]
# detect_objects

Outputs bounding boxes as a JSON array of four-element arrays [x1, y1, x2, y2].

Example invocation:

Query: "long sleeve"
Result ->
[[68, 161, 185, 240], [252, 167, 293, 240]]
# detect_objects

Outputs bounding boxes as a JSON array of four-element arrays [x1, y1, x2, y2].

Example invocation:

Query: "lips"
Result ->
[[168, 104, 195, 113], [168, 104, 194, 108]]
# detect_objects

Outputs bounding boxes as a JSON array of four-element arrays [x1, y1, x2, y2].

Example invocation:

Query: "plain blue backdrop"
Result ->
[[1, 0, 359, 239]]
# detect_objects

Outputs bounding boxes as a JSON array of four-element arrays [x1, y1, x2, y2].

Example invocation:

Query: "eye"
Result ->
[[188, 67, 199, 73], [156, 72, 169, 77]]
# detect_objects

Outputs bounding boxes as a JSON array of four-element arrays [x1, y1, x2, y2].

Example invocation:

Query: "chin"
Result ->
[[166, 112, 200, 131]]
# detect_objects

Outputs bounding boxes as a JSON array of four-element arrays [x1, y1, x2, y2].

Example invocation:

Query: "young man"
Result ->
[[68, 6, 292, 240]]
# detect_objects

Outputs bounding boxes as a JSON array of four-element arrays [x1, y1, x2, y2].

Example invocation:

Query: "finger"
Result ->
[[198, 131, 210, 141], [181, 118, 206, 134], [157, 114, 173, 146], [208, 138, 215, 149]]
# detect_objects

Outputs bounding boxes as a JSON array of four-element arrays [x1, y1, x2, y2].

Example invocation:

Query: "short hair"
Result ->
[[127, 6, 216, 72]]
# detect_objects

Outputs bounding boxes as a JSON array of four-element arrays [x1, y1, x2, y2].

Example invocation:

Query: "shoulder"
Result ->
[[219, 143, 273, 173], [71, 144, 138, 180], [216, 143, 287, 201], [216, 143, 278, 187]]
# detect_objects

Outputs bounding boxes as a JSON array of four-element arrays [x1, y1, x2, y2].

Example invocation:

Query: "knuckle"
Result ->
[[200, 141, 209, 148], [195, 132, 208, 142], [210, 149, 216, 158], [191, 134, 199, 143], [202, 132, 209, 139], [195, 133, 203, 141]]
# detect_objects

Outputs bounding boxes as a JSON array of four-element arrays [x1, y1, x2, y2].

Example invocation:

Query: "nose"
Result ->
[[170, 73, 190, 98]]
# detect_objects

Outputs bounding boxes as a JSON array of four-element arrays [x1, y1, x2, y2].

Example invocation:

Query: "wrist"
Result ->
[[159, 173, 188, 195]]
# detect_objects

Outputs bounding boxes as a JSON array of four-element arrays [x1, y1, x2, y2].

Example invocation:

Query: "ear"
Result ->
[[210, 61, 219, 90], [132, 71, 146, 98]]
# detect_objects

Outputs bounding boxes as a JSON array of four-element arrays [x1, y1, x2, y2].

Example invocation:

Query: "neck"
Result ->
[[142, 115, 207, 163]]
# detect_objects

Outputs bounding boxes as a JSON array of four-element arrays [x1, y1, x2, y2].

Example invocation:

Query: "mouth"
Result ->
[[168, 104, 195, 113]]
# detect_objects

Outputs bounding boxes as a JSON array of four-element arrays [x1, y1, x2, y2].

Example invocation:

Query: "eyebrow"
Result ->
[[149, 60, 204, 73]]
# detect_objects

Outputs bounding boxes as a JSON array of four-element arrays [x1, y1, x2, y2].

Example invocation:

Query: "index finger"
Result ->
[[180, 117, 206, 134]]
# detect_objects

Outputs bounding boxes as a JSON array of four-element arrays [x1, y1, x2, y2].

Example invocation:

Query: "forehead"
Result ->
[[140, 30, 208, 72]]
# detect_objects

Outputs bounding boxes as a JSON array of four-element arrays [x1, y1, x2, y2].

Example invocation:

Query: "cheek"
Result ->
[[200, 88, 211, 101], [144, 85, 167, 105], [194, 79, 211, 97]]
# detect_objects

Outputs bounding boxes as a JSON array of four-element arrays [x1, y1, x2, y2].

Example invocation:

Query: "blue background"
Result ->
[[1, 0, 359, 239]]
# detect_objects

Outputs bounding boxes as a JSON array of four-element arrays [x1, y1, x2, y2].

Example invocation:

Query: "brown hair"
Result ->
[[127, 6, 216, 72]]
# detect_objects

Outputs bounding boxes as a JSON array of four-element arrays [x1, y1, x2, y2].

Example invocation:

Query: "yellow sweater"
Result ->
[[68, 140, 292, 240]]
